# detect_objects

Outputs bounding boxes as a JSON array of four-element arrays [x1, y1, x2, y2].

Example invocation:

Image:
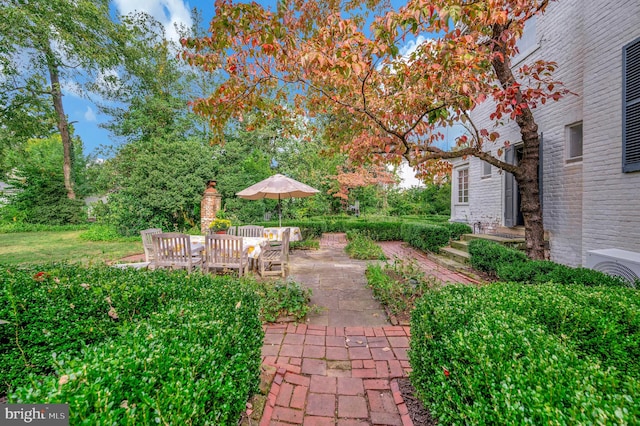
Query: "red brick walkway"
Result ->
[[257, 234, 481, 425], [377, 241, 479, 285], [260, 324, 413, 426], [319, 233, 477, 285]]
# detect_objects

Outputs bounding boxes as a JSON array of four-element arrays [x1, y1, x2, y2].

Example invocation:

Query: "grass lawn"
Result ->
[[0, 231, 142, 265]]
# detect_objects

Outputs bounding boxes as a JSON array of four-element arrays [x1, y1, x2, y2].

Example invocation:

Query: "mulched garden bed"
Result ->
[[397, 378, 438, 425]]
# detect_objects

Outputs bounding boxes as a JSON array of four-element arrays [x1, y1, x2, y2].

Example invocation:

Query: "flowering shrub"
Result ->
[[209, 218, 232, 231]]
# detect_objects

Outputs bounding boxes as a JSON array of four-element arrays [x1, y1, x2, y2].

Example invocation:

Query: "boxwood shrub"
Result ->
[[443, 222, 472, 241], [410, 283, 640, 424], [257, 217, 457, 248], [467, 238, 528, 275], [497, 260, 630, 287], [1, 264, 263, 423], [258, 219, 405, 241], [343, 221, 402, 241], [400, 223, 450, 253], [545, 264, 630, 287], [496, 259, 559, 283]]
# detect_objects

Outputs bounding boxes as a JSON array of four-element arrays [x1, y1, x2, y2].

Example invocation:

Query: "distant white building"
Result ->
[[450, 0, 640, 267], [0, 181, 14, 205]]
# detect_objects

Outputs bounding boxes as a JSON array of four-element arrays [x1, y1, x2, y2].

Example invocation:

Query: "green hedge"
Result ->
[[400, 223, 450, 253], [497, 260, 630, 287], [1, 264, 263, 423], [410, 283, 640, 424], [443, 222, 472, 240], [469, 239, 630, 287], [253, 217, 457, 252], [467, 238, 528, 275], [254, 219, 404, 240]]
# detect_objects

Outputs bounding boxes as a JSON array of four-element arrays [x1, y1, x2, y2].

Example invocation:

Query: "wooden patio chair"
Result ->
[[140, 228, 162, 263], [258, 228, 290, 277], [226, 225, 238, 236], [151, 232, 203, 273], [237, 225, 264, 238], [204, 234, 248, 276]]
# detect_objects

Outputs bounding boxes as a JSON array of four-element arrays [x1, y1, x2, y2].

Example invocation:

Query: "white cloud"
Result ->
[[61, 79, 84, 98], [113, 0, 192, 42], [95, 68, 122, 93], [399, 35, 427, 58], [396, 160, 426, 189], [84, 106, 96, 122]]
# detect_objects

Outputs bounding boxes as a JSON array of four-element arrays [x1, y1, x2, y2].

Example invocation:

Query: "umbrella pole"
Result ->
[[278, 195, 282, 227]]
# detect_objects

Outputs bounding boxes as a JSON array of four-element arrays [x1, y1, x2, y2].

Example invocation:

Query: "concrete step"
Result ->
[[427, 252, 484, 283], [495, 226, 526, 238], [450, 240, 469, 252], [440, 246, 470, 264], [461, 233, 525, 244]]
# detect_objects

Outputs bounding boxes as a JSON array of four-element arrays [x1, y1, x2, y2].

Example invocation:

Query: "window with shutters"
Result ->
[[623, 37, 640, 172]]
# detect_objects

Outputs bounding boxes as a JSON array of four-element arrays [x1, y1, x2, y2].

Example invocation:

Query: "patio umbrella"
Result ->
[[236, 174, 320, 226]]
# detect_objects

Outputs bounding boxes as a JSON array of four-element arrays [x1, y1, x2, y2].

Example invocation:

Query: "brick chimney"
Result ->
[[200, 180, 222, 233]]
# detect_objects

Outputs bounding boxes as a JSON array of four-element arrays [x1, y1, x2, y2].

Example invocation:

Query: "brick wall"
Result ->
[[455, 0, 640, 266], [581, 0, 640, 263]]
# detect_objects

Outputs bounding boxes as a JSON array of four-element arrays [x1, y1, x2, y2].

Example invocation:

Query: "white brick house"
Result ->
[[450, 0, 640, 266]]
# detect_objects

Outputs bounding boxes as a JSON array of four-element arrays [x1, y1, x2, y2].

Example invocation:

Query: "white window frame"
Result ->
[[457, 168, 469, 204], [565, 121, 583, 164]]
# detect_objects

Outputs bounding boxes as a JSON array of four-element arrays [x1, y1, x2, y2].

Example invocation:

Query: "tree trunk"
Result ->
[[491, 24, 545, 259], [516, 152, 546, 260], [46, 46, 76, 200]]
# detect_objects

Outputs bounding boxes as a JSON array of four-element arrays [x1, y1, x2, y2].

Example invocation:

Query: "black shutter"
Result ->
[[623, 37, 640, 172]]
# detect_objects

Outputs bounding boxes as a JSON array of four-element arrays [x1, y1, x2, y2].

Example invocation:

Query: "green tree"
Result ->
[[96, 12, 210, 144], [387, 184, 452, 216], [91, 12, 220, 234], [0, 76, 57, 176], [214, 116, 344, 222], [1, 136, 87, 225], [0, 0, 123, 199], [95, 138, 217, 235]]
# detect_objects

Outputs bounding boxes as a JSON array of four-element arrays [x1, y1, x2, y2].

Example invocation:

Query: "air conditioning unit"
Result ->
[[586, 248, 640, 286]]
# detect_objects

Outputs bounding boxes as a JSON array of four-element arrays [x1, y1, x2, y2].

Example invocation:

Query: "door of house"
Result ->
[[504, 146, 524, 227]]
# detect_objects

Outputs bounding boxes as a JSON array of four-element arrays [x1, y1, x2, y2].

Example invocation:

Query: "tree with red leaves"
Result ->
[[182, 0, 569, 259]]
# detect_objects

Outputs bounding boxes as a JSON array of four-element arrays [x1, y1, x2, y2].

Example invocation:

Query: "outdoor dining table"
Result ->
[[263, 227, 302, 242], [190, 235, 269, 259]]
